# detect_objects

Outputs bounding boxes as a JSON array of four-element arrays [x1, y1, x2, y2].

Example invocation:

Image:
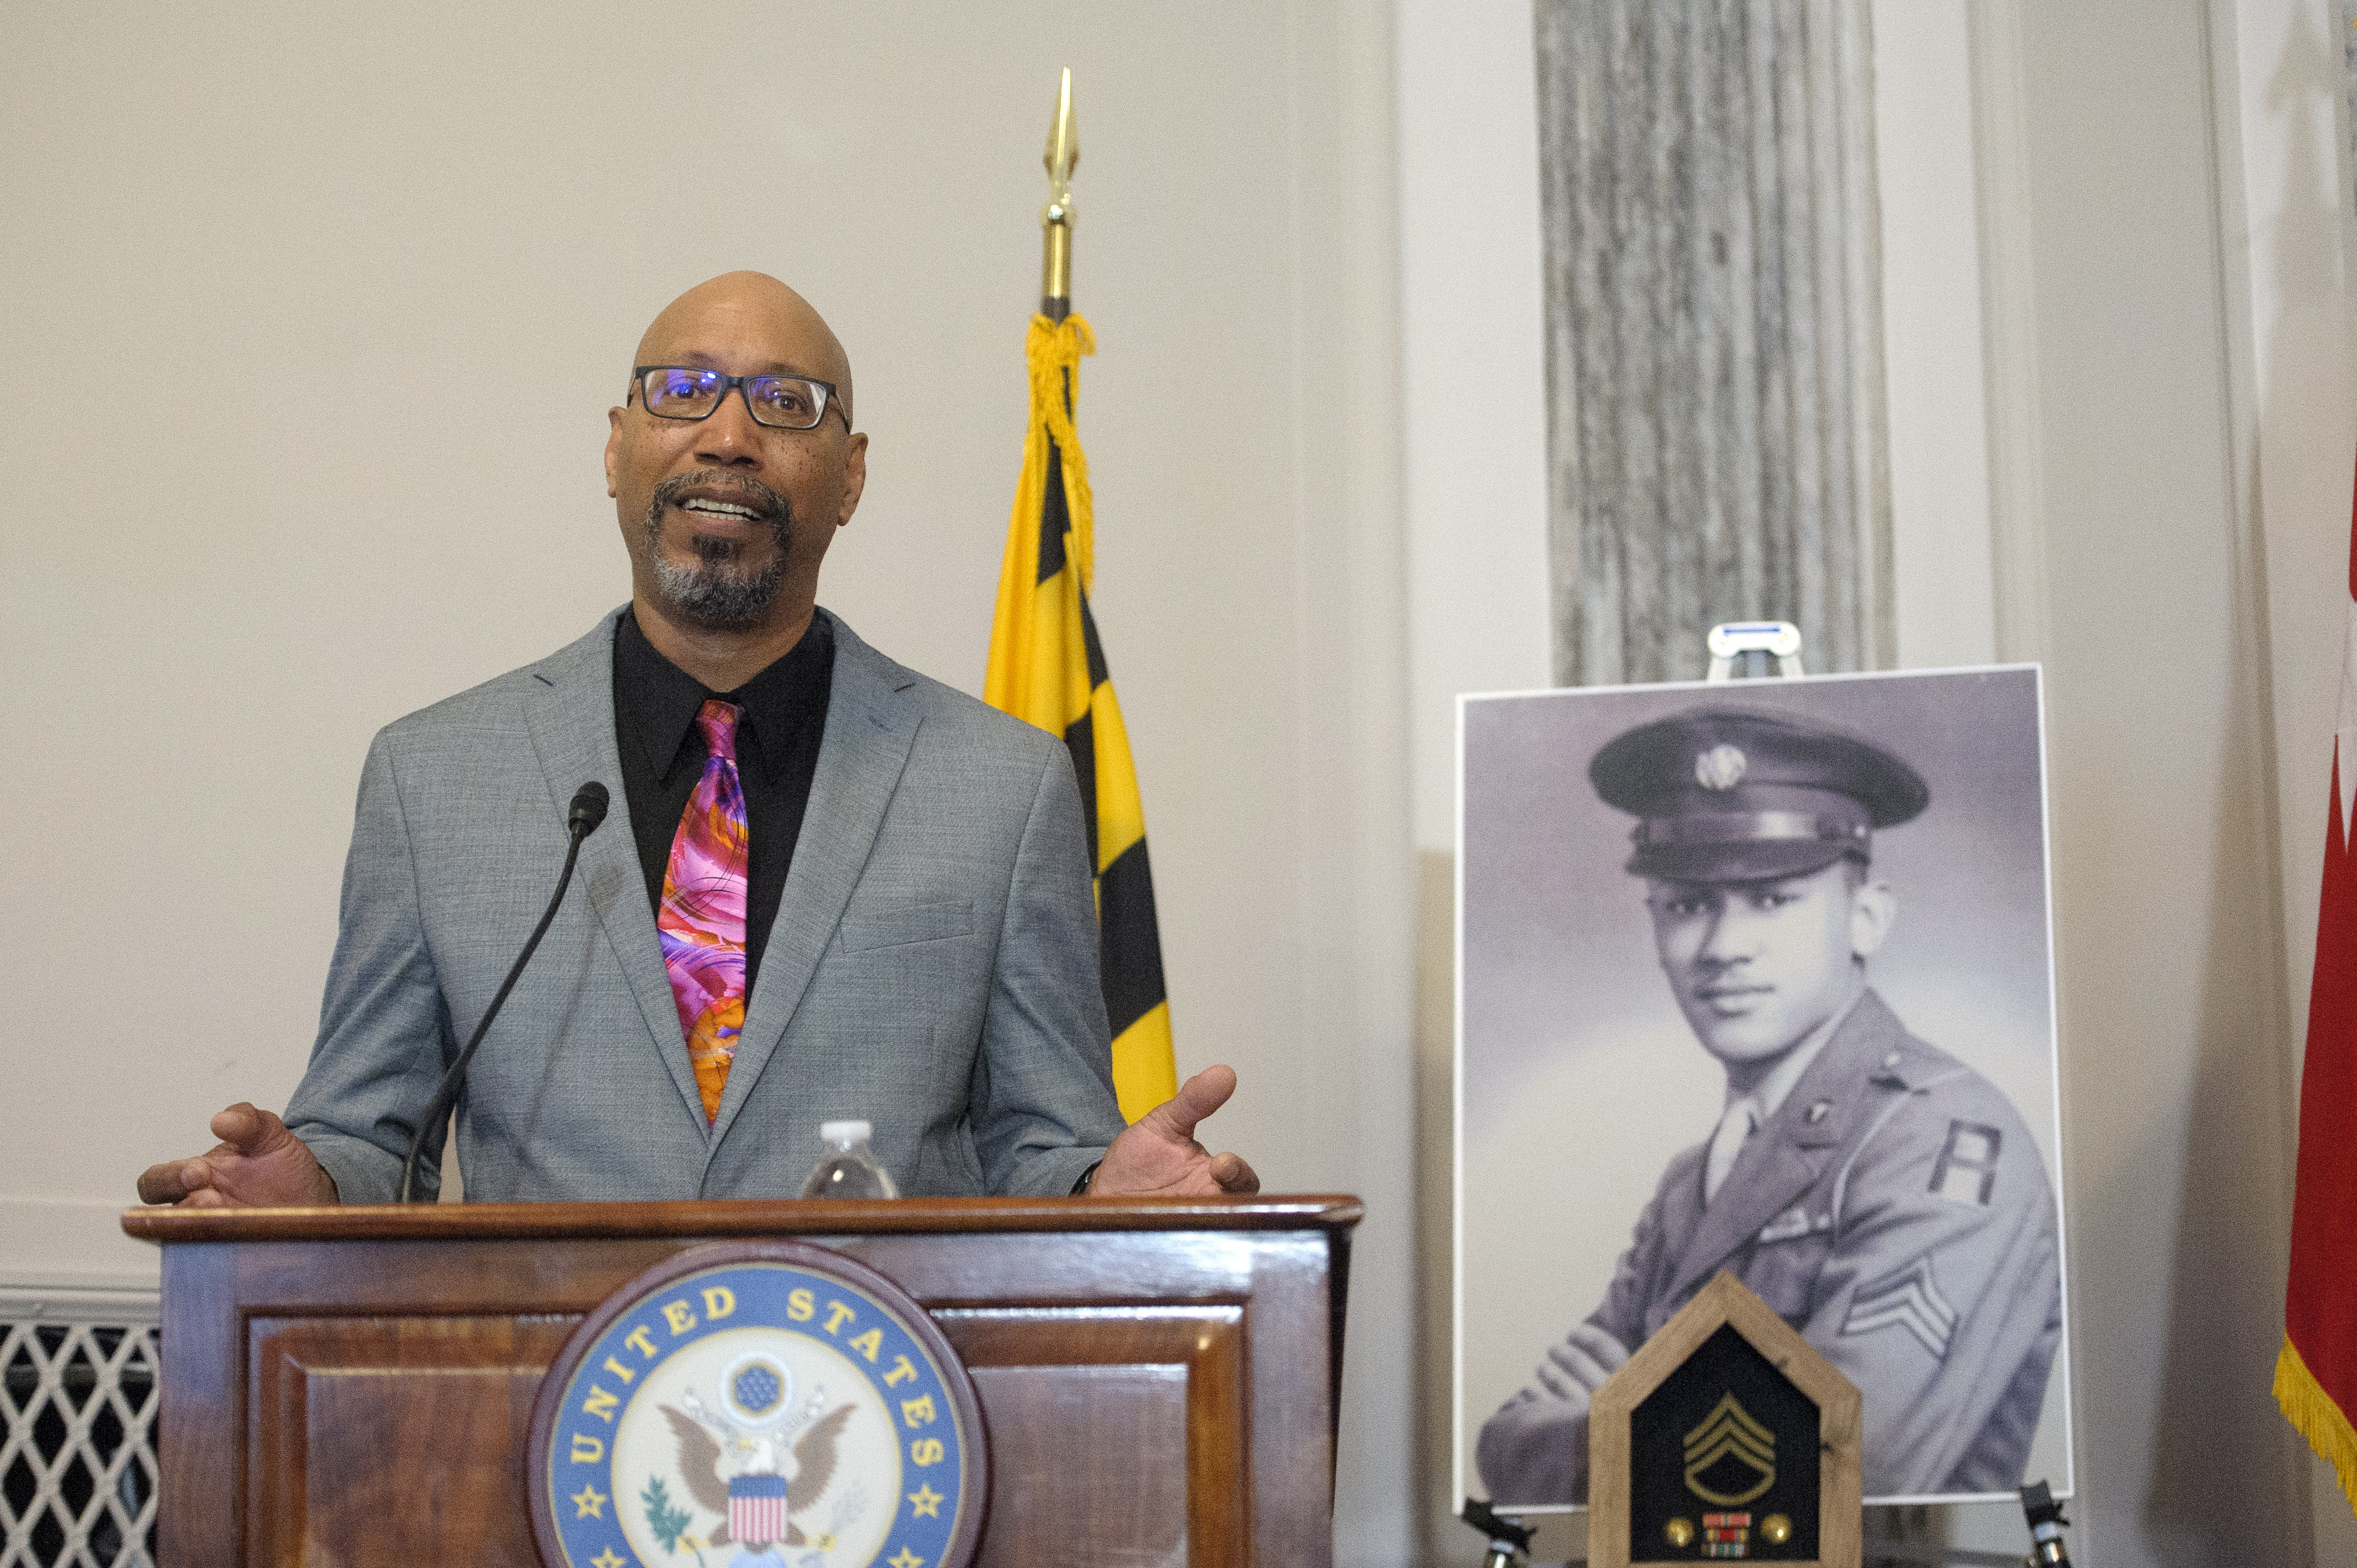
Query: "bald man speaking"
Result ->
[[139, 273, 1256, 1209]]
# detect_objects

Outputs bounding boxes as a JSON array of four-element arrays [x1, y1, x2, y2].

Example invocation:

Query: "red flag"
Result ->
[[2278, 464, 2357, 1513]]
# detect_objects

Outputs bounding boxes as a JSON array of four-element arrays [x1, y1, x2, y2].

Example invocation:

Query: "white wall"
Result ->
[[1876, 0, 2001, 674], [1995, 2, 2311, 1561], [1395, 3, 1554, 859], [0, 3, 1419, 1560], [1390, 5, 1550, 1557]]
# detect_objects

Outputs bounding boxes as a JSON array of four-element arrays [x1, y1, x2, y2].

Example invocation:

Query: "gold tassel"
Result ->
[[2277, 1337, 2357, 1513], [1026, 313, 1097, 592]]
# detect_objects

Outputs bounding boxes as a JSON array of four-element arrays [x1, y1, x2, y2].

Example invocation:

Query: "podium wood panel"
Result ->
[[125, 1196, 1358, 1568], [944, 1308, 1250, 1568], [250, 1314, 571, 1566]]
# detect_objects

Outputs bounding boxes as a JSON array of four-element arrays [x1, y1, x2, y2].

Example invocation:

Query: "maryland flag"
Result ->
[[986, 314, 1177, 1121], [2278, 463, 2357, 1515]]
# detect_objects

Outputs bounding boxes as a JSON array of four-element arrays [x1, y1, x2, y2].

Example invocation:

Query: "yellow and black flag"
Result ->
[[985, 313, 1177, 1122]]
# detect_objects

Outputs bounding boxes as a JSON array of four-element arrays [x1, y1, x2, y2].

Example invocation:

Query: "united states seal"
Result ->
[[529, 1240, 987, 1568]]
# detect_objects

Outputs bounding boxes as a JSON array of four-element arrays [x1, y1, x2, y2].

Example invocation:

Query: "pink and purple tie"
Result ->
[[659, 700, 748, 1123]]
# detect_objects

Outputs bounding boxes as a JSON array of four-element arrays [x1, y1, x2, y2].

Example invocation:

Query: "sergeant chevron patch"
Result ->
[[1841, 1256, 1957, 1360]]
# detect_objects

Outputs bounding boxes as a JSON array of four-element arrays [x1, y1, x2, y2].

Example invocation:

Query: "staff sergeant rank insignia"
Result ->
[[530, 1241, 987, 1568]]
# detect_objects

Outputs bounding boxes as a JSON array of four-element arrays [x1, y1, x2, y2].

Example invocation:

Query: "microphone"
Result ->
[[397, 782, 609, 1203], [569, 780, 609, 836]]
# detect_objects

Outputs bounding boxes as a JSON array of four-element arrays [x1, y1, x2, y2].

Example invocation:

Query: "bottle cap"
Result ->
[[818, 1119, 872, 1144]]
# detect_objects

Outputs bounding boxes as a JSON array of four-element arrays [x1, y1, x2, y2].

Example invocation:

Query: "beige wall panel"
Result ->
[[2009, 1, 2306, 1561]]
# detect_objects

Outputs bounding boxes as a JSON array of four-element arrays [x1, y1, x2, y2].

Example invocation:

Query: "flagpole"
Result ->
[[1041, 67, 1076, 324], [991, 72, 1182, 1120]]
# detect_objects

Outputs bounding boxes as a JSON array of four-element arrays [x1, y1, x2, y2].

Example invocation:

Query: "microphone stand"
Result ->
[[397, 782, 607, 1203]]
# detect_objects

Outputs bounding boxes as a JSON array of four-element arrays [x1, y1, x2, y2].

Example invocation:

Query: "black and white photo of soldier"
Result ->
[[1461, 678, 2068, 1507]]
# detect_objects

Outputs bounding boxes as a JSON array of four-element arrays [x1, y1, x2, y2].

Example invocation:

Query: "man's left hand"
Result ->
[[1089, 1065, 1261, 1197]]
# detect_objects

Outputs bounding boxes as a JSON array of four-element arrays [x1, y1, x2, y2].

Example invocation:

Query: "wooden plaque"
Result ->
[[1587, 1272, 1860, 1568]]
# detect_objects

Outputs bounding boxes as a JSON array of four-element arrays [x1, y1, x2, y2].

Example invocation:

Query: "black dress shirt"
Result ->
[[611, 608, 835, 999]]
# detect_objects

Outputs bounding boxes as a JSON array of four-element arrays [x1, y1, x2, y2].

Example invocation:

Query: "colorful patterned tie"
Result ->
[[660, 700, 749, 1123]]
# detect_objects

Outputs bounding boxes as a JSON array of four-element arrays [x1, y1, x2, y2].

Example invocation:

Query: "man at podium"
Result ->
[[137, 272, 1254, 1211]]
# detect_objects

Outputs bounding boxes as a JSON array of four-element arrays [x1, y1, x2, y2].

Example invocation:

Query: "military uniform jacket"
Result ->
[[1477, 991, 2061, 1502]]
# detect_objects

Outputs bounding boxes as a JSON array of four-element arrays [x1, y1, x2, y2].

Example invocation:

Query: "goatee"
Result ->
[[643, 471, 792, 631]]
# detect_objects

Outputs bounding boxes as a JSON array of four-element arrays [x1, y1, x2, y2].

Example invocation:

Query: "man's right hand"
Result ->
[[136, 1102, 339, 1208], [1531, 1321, 1631, 1409]]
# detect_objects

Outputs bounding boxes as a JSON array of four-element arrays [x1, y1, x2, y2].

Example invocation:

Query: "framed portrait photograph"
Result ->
[[1454, 667, 2073, 1512]]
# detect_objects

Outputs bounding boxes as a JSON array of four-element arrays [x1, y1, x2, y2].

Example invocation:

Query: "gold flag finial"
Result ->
[[1041, 67, 1078, 320]]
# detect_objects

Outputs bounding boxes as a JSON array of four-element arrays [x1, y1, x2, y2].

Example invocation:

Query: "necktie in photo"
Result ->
[[1703, 1097, 1761, 1206], [659, 699, 749, 1123]]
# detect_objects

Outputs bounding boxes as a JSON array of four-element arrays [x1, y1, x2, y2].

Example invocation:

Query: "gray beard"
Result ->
[[643, 479, 792, 631]]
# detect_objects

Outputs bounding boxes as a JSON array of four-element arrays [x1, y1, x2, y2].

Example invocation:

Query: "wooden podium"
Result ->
[[122, 1195, 1361, 1567]]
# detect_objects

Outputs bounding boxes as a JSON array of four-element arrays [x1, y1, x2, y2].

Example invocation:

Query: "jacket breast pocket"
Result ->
[[1740, 1215, 1836, 1321], [837, 899, 975, 953]]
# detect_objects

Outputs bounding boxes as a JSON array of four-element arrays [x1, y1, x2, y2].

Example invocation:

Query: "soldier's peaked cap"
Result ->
[[1589, 706, 1929, 882]]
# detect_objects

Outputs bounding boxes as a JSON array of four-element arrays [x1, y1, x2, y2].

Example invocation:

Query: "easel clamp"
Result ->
[[1705, 621, 1806, 682]]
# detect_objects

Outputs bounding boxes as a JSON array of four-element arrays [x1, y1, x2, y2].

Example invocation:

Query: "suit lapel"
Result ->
[[1663, 997, 1891, 1302], [709, 612, 920, 1145], [521, 608, 712, 1138]]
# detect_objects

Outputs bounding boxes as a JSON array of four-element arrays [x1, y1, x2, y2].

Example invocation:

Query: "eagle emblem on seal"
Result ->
[[647, 1352, 860, 1563]]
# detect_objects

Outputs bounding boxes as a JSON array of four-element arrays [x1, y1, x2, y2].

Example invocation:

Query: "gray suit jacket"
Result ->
[[284, 607, 1125, 1203]]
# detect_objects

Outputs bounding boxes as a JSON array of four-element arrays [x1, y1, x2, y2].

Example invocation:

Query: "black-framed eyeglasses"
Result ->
[[630, 365, 849, 430]]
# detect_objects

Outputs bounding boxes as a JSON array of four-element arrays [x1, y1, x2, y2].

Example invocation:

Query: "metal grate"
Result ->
[[0, 1304, 158, 1568]]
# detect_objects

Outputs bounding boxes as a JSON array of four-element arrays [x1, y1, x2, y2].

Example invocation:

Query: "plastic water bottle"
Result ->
[[799, 1120, 900, 1200]]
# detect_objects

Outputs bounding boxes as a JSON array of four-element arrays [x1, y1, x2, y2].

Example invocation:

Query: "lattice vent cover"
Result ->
[[0, 1321, 158, 1568]]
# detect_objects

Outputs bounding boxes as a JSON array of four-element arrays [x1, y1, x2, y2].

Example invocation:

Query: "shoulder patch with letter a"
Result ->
[[1929, 1119, 2002, 1206], [1841, 1256, 1957, 1360]]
